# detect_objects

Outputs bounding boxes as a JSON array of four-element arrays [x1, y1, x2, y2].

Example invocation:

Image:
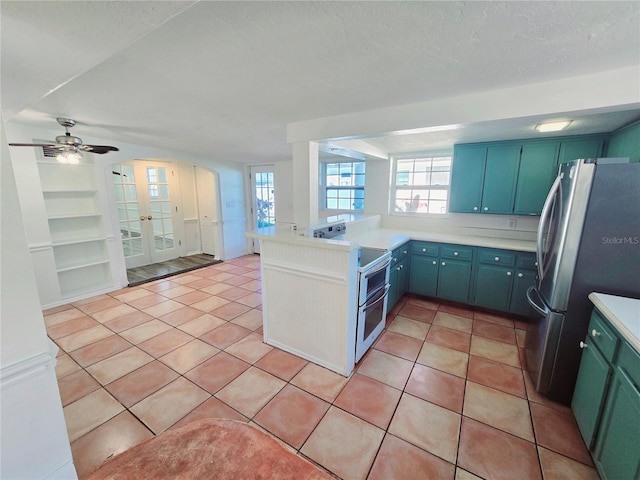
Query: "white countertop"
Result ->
[[589, 292, 640, 353], [247, 225, 536, 253], [346, 228, 536, 253]]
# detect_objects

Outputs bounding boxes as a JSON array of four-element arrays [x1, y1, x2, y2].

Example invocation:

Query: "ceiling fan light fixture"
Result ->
[[535, 120, 572, 133], [56, 147, 83, 164]]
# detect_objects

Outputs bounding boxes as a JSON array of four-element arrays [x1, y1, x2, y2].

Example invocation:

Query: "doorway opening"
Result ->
[[110, 159, 223, 281], [250, 165, 276, 253]]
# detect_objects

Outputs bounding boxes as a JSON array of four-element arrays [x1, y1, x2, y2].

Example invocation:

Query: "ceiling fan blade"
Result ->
[[9, 143, 64, 149], [80, 144, 120, 154]]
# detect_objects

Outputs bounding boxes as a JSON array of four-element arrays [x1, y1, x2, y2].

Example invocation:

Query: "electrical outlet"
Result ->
[[508, 218, 517, 229]]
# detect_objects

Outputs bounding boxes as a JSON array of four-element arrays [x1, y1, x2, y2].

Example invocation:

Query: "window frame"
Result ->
[[320, 160, 366, 213], [389, 151, 453, 217]]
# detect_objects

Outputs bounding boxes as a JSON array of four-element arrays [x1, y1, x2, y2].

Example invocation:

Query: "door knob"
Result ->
[[432, 260, 437, 265], [441, 262, 446, 266], [518, 273, 524, 278], [473, 206, 478, 211], [139, 216, 146, 221], [580, 341, 587, 349], [591, 329, 601, 337], [484, 207, 489, 211], [147, 215, 153, 220], [506, 271, 512, 276]]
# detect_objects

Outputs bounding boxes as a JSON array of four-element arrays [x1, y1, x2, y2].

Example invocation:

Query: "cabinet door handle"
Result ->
[[494, 256, 500, 262], [483, 207, 489, 211], [473, 206, 478, 211], [454, 252, 459, 256], [441, 262, 446, 266], [580, 341, 587, 349], [506, 271, 512, 276], [147, 215, 153, 220], [396, 266, 401, 271], [402, 250, 407, 255], [422, 248, 426, 252], [140, 216, 146, 221], [432, 260, 437, 265], [591, 329, 601, 337], [518, 273, 523, 278]]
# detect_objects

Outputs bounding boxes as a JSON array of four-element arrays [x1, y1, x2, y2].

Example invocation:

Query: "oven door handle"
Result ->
[[363, 284, 390, 313], [365, 257, 392, 279]]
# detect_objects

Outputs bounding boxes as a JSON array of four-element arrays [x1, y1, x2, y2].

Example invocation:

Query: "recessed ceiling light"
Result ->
[[535, 121, 572, 133]]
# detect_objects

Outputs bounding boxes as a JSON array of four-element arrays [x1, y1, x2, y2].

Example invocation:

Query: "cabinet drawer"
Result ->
[[412, 241, 439, 257], [394, 242, 410, 262], [440, 245, 473, 260], [589, 310, 620, 363], [478, 249, 516, 267], [618, 342, 640, 389], [516, 253, 538, 270]]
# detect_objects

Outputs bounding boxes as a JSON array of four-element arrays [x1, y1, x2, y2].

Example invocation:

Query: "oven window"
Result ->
[[365, 268, 387, 300], [363, 299, 384, 340]]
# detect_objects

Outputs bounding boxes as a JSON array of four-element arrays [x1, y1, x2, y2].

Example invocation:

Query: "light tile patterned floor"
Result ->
[[45, 255, 601, 480]]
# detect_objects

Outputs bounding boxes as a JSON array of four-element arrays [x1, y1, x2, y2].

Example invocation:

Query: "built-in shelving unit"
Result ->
[[37, 158, 113, 299]]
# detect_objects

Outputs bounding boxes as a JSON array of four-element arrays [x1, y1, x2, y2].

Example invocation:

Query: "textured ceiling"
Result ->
[[2, 1, 639, 163]]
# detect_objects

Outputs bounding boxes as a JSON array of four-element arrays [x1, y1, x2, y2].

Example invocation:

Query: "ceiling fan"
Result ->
[[9, 117, 119, 164]]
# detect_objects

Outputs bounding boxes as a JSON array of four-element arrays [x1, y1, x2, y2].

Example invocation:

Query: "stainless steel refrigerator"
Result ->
[[525, 158, 640, 404]]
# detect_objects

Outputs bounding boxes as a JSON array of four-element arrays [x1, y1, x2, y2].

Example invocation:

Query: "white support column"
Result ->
[[292, 141, 319, 230]]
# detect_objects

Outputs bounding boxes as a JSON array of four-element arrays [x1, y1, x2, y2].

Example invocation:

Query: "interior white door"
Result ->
[[195, 166, 219, 256], [250, 166, 276, 254], [113, 161, 183, 268]]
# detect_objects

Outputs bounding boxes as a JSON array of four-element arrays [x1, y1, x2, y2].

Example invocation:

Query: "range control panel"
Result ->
[[312, 222, 347, 239]]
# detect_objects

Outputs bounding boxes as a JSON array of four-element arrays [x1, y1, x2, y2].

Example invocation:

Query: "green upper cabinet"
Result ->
[[449, 144, 519, 214], [513, 141, 559, 216], [449, 145, 487, 213], [558, 137, 605, 164], [451, 134, 626, 217], [481, 145, 521, 214], [606, 120, 640, 163]]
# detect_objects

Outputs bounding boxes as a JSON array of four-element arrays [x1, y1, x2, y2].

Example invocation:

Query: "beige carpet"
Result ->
[[85, 418, 333, 479]]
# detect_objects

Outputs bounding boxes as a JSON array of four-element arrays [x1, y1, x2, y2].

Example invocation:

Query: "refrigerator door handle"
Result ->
[[527, 286, 549, 317], [536, 175, 562, 281]]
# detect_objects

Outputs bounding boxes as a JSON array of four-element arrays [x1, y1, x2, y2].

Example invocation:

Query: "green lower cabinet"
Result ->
[[593, 371, 640, 480], [571, 339, 612, 449], [409, 255, 438, 297], [437, 259, 471, 303], [572, 310, 640, 480], [387, 262, 399, 313], [474, 264, 513, 311], [398, 257, 409, 298], [509, 269, 537, 316]]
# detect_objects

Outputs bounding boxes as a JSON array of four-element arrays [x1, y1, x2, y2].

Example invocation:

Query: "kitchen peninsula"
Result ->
[[248, 216, 537, 377]]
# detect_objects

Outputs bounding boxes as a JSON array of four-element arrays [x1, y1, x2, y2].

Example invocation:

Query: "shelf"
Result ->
[[56, 259, 110, 274], [52, 237, 107, 247], [42, 189, 97, 194], [58, 262, 113, 299], [48, 213, 103, 220]]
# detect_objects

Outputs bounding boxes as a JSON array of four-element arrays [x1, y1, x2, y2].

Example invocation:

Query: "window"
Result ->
[[323, 161, 365, 211], [392, 155, 451, 214]]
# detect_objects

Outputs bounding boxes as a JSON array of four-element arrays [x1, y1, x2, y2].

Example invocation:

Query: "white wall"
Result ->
[[1, 119, 77, 479], [273, 160, 294, 225]]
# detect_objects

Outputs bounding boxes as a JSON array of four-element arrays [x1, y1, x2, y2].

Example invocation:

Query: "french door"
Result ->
[[112, 161, 183, 268], [250, 166, 276, 253]]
